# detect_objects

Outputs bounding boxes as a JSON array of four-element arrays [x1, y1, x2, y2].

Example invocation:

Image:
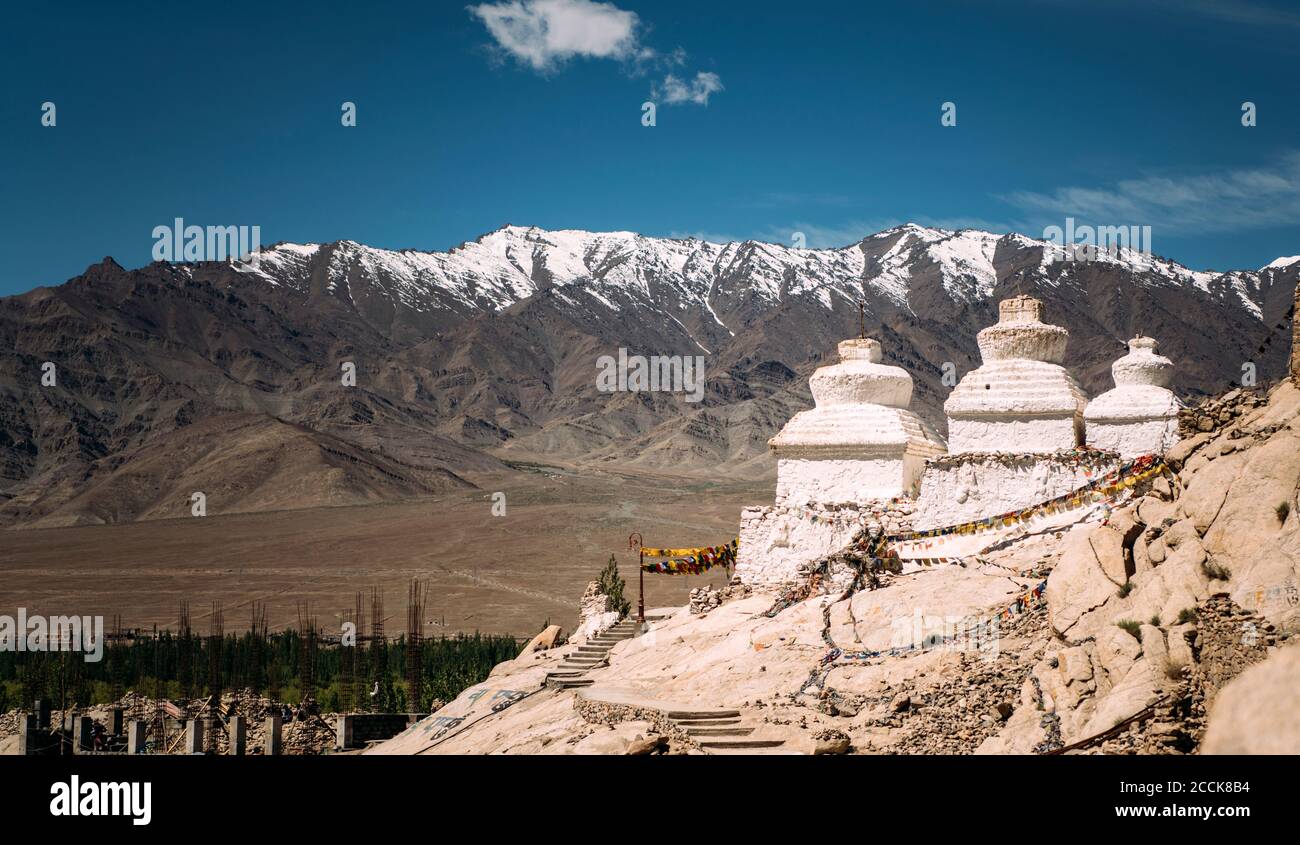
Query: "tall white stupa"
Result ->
[[1084, 336, 1182, 457], [769, 336, 946, 502], [944, 295, 1088, 454]]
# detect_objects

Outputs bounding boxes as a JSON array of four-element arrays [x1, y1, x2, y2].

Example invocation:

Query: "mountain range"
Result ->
[[2, 223, 1296, 528]]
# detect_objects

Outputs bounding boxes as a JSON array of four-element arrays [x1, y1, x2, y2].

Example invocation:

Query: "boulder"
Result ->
[[1136, 495, 1175, 528], [1166, 432, 1211, 468], [1202, 646, 1300, 754], [1047, 526, 1121, 637], [1167, 623, 1196, 669], [1093, 624, 1142, 687], [1077, 658, 1163, 740], [1177, 451, 1244, 535], [515, 624, 564, 660], [1057, 646, 1094, 686], [1139, 624, 1170, 677]]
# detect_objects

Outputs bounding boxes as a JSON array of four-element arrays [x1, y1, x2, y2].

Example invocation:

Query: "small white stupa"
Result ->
[[1085, 336, 1182, 457], [769, 336, 946, 502], [944, 295, 1088, 454]]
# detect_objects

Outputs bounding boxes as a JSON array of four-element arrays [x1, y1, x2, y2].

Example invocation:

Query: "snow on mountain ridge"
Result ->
[[239, 224, 1280, 320]]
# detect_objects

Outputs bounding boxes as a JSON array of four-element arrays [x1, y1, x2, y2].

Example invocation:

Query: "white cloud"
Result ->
[[468, 0, 642, 71], [654, 71, 724, 106], [468, 1, 724, 105], [1001, 151, 1300, 235]]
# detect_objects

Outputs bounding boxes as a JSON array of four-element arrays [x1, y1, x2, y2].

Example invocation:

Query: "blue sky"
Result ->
[[2, 0, 1299, 296]]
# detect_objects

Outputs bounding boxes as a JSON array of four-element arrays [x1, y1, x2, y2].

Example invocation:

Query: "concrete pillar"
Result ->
[[34, 700, 50, 730], [185, 719, 205, 754], [228, 716, 246, 756], [73, 716, 93, 754], [108, 708, 124, 736], [18, 714, 38, 756], [335, 714, 354, 751], [264, 715, 282, 756], [127, 720, 147, 754]]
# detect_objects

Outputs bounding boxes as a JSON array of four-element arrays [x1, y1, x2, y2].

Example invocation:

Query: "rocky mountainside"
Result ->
[[378, 378, 1300, 756], [2, 224, 1296, 527]]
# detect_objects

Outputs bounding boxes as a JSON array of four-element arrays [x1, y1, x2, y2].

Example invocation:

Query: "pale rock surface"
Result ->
[[372, 380, 1300, 756], [1202, 645, 1300, 754]]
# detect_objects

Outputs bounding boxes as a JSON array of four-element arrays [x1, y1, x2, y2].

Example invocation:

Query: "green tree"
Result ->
[[597, 555, 631, 618]]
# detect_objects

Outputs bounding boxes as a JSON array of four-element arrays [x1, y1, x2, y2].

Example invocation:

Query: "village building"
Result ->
[[1084, 336, 1182, 457]]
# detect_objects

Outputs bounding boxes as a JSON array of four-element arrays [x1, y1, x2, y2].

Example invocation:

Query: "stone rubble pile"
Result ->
[[1091, 595, 1279, 755], [1176, 388, 1267, 438], [689, 586, 722, 615], [835, 607, 1048, 755]]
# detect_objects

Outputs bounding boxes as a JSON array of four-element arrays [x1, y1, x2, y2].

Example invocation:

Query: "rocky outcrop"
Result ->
[[1202, 645, 1300, 754], [572, 582, 619, 641]]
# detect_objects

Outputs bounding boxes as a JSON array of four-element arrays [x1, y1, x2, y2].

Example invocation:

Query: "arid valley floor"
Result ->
[[0, 465, 764, 637]]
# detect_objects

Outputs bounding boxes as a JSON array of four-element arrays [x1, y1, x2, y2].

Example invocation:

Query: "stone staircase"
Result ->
[[545, 619, 642, 690], [666, 709, 791, 754]]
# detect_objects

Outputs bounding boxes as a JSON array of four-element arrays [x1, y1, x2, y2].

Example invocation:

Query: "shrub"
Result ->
[[1201, 559, 1232, 581], [1116, 619, 1142, 640], [1117, 581, 1134, 598], [1176, 607, 1198, 625], [597, 554, 632, 618], [1276, 501, 1291, 524], [1149, 615, 1161, 627]]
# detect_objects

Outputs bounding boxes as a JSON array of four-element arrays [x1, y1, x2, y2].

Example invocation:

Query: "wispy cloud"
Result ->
[[468, 0, 642, 71], [1163, 0, 1300, 30], [468, 0, 722, 105], [1001, 151, 1300, 235], [653, 71, 723, 106]]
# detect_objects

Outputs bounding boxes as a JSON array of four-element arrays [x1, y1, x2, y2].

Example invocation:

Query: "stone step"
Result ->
[[696, 739, 786, 750], [686, 727, 755, 737], [665, 709, 741, 721], [704, 745, 801, 755], [562, 656, 604, 664], [547, 677, 594, 689], [674, 718, 742, 728], [575, 646, 611, 654], [545, 669, 586, 677]]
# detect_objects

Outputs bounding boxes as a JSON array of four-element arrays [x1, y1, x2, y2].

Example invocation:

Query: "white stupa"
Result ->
[[1084, 336, 1182, 457], [769, 336, 946, 502], [944, 295, 1088, 454]]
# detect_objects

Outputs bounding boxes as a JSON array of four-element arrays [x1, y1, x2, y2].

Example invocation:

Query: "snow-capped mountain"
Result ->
[[240, 223, 1275, 321], [2, 224, 1295, 526]]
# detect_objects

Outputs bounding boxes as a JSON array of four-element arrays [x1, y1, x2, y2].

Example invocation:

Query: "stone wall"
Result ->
[[736, 499, 915, 588], [573, 695, 696, 748], [913, 449, 1120, 531], [1293, 279, 1299, 386]]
